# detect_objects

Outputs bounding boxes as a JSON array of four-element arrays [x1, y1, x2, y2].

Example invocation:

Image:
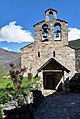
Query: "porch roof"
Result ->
[[37, 58, 70, 73]]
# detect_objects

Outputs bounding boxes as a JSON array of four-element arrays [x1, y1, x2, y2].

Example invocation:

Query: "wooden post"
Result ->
[[62, 73, 65, 91], [28, 73, 33, 81]]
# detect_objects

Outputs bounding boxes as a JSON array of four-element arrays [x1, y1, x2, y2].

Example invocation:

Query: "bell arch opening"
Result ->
[[49, 11, 53, 21], [54, 23, 61, 41], [42, 24, 48, 41]]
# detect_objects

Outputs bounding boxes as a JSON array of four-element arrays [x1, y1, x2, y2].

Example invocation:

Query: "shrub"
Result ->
[[17, 95, 25, 107], [0, 91, 11, 104], [0, 105, 4, 119], [0, 76, 41, 105], [9, 63, 26, 90]]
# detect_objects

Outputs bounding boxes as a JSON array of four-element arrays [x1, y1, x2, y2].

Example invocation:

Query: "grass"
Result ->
[[0, 68, 9, 78]]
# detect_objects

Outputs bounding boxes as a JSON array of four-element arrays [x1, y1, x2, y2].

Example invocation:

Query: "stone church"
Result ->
[[21, 8, 76, 91]]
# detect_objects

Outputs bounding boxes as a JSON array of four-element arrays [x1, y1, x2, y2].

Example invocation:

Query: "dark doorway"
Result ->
[[43, 72, 55, 90]]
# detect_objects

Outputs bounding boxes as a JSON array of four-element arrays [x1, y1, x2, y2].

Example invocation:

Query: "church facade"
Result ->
[[21, 9, 75, 91]]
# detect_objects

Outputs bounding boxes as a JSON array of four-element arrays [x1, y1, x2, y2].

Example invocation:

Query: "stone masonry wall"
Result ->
[[21, 41, 75, 80], [75, 49, 80, 72]]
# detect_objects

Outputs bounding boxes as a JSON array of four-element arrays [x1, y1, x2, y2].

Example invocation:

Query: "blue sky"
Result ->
[[0, 0, 80, 52]]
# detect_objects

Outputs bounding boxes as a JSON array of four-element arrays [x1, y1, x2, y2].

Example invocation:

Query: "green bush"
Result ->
[[0, 77, 13, 89], [17, 95, 25, 107], [0, 76, 41, 105], [0, 105, 4, 119], [0, 90, 11, 104]]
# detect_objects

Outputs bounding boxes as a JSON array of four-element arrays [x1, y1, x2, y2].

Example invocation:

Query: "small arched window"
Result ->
[[54, 23, 61, 41], [42, 24, 48, 41], [53, 51, 55, 57], [38, 52, 40, 57], [49, 11, 53, 21]]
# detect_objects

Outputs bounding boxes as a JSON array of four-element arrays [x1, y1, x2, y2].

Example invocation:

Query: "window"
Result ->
[[42, 24, 48, 41], [54, 23, 61, 41], [38, 52, 40, 57], [53, 51, 55, 57]]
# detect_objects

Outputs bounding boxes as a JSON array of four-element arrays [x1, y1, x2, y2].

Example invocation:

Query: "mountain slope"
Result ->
[[0, 48, 21, 71], [69, 39, 80, 49]]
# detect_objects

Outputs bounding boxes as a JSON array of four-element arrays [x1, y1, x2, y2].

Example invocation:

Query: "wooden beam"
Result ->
[[42, 70, 63, 72]]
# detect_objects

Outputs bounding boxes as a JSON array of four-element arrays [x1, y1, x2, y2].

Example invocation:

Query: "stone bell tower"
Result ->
[[34, 8, 68, 49]]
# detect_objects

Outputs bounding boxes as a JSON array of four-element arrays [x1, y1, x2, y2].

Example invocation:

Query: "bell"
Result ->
[[42, 31, 47, 38], [43, 26, 48, 33], [43, 34, 47, 38], [56, 32, 59, 38], [55, 30, 60, 38]]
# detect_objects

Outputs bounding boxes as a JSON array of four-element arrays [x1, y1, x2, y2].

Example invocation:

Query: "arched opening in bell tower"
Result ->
[[54, 23, 61, 41], [42, 24, 48, 41], [49, 11, 53, 21]]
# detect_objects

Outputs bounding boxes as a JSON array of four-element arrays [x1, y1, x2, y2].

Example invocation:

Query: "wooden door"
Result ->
[[43, 72, 55, 90]]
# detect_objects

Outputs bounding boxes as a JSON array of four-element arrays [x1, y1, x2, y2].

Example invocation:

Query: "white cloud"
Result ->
[[0, 21, 34, 43], [68, 28, 80, 41], [0, 22, 80, 42]]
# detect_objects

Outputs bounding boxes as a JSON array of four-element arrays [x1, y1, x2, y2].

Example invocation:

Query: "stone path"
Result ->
[[34, 92, 80, 119]]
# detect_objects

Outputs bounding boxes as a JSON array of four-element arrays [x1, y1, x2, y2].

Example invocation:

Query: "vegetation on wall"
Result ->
[[0, 76, 41, 118], [0, 62, 41, 114], [0, 76, 41, 105]]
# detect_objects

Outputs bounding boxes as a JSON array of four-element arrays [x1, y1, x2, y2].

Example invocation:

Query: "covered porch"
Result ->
[[37, 58, 70, 91]]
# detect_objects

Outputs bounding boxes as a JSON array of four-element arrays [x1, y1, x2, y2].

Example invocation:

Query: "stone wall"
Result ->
[[75, 49, 80, 72], [21, 43, 75, 80]]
